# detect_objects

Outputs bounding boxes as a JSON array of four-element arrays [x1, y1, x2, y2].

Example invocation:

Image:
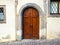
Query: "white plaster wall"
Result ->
[[47, 17, 60, 39], [17, 0, 44, 14], [0, 0, 16, 42]]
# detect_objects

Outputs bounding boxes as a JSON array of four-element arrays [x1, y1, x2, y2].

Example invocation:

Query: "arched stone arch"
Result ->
[[19, 3, 45, 16], [18, 3, 45, 40]]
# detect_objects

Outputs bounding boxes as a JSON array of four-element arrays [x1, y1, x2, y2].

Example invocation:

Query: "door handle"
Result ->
[[30, 24, 33, 27]]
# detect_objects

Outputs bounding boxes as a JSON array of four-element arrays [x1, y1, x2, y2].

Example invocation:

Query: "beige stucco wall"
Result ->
[[0, 0, 16, 42], [46, 0, 60, 39], [47, 17, 60, 39]]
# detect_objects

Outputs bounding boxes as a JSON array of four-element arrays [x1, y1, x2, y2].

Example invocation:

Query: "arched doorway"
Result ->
[[22, 7, 39, 39]]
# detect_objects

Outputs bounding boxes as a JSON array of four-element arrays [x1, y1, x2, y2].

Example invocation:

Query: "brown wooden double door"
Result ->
[[22, 7, 39, 39]]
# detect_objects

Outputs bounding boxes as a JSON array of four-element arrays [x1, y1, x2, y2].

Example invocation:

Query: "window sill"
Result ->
[[49, 14, 60, 17]]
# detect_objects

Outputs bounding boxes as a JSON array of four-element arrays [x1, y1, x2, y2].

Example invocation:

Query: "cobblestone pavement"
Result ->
[[0, 39, 60, 45]]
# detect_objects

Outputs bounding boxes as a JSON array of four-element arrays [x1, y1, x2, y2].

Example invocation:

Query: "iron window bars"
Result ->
[[0, 5, 6, 23], [50, 0, 60, 15]]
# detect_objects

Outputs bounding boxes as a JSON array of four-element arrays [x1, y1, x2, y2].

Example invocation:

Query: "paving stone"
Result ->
[[0, 42, 8, 45], [39, 40, 51, 45], [0, 39, 60, 45], [21, 40, 40, 45], [8, 41, 22, 45]]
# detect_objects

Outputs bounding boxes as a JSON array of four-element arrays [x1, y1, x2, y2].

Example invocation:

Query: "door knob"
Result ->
[[30, 24, 33, 27]]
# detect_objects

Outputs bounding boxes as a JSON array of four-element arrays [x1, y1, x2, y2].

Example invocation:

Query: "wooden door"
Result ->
[[22, 7, 39, 39]]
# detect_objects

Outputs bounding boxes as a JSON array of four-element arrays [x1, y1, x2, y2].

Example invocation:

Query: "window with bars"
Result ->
[[0, 5, 6, 23], [0, 8, 4, 21], [50, 0, 60, 15]]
